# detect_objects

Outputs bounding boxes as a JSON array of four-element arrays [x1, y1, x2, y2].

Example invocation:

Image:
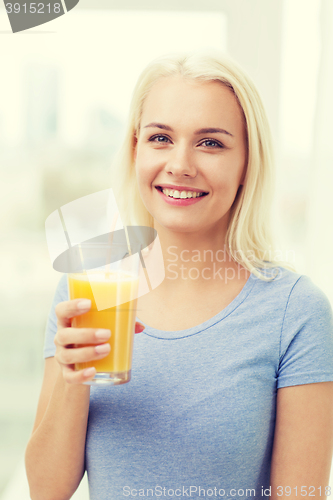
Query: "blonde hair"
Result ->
[[110, 49, 296, 281]]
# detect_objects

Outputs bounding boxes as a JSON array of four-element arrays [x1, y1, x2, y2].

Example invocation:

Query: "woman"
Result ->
[[25, 51, 333, 500]]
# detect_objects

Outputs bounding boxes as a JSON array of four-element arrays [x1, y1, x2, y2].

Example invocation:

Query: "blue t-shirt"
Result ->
[[44, 267, 333, 500]]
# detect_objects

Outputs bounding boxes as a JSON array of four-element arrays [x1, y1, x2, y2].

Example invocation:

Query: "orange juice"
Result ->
[[68, 272, 139, 378]]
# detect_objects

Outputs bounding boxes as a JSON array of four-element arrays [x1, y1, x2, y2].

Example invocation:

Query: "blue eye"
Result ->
[[149, 134, 170, 143], [148, 135, 224, 148], [200, 139, 223, 148]]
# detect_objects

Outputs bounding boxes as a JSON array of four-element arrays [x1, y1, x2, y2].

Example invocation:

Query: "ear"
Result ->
[[133, 135, 138, 161], [239, 163, 247, 186]]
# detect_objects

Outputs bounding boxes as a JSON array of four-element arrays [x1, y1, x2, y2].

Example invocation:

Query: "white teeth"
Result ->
[[161, 188, 205, 199]]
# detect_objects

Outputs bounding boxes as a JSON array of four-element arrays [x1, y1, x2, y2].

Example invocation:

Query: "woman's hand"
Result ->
[[54, 299, 145, 385]]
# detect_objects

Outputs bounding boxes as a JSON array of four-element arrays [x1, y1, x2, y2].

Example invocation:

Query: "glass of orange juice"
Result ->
[[67, 241, 140, 386]]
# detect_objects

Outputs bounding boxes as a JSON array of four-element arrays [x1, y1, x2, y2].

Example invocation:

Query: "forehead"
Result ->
[[140, 76, 245, 133]]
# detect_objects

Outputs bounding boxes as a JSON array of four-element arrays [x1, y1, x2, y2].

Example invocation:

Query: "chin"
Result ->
[[155, 218, 202, 234]]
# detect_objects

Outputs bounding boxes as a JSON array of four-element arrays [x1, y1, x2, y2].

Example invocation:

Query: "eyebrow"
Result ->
[[143, 122, 234, 137]]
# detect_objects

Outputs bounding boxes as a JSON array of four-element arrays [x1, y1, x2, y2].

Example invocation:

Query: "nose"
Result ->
[[165, 143, 197, 178]]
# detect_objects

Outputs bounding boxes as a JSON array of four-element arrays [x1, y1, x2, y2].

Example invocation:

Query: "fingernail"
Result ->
[[135, 324, 145, 333], [95, 329, 111, 340], [84, 367, 95, 377], [95, 343, 110, 354], [77, 299, 91, 310]]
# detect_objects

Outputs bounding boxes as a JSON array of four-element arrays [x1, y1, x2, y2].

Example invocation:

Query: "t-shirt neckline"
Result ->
[[135, 272, 257, 340]]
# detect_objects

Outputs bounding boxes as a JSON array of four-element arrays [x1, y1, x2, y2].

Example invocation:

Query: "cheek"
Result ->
[[135, 161, 150, 189], [135, 149, 158, 187], [218, 151, 246, 189], [208, 158, 242, 191], [134, 156, 156, 202], [134, 163, 151, 213]]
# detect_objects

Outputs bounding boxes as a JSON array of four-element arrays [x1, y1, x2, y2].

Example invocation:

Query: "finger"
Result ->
[[62, 364, 97, 385], [57, 343, 111, 366], [56, 328, 111, 347], [55, 299, 92, 328], [135, 322, 145, 334]]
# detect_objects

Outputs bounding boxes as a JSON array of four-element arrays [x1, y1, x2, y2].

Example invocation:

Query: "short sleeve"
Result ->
[[44, 274, 69, 358], [277, 275, 333, 389]]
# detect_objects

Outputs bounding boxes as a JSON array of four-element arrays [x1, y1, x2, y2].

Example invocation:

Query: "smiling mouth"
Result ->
[[155, 186, 209, 199]]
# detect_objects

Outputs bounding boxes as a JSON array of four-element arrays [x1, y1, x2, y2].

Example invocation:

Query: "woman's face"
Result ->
[[134, 76, 247, 236]]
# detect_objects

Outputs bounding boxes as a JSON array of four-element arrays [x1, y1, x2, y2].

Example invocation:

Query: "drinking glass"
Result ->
[[68, 241, 140, 385]]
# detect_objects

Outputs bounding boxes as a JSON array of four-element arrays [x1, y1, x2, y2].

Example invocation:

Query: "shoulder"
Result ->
[[277, 270, 333, 368], [253, 265, 331, 310], [278, 269, 333, 327], [275, 269, 333, 388], [249, 266, 333, 338], [265, 266, 333, 328]]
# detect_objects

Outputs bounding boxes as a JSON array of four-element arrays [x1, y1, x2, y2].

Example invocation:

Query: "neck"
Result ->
[[152, 221, 247, 287]]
